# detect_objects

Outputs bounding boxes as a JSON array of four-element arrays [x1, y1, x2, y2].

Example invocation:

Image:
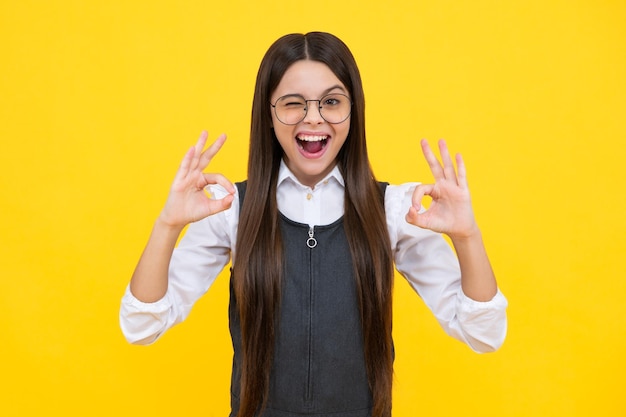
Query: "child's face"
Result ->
[[270, 60, 350, 188]]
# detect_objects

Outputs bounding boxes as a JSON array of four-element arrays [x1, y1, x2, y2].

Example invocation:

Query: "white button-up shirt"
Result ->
[[120, 161, 508, 352]]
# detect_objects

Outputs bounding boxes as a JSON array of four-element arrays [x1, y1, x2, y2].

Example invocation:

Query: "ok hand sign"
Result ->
[[405, 139, 479, 240], [159, 131, 235, 229]]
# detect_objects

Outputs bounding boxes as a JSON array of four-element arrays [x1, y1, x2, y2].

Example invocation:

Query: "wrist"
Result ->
[[155, 214, 186, 235], [449, 224, 482, 246]]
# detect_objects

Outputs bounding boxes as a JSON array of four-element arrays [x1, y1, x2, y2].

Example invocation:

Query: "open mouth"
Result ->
[[296, 134, 329, 155]]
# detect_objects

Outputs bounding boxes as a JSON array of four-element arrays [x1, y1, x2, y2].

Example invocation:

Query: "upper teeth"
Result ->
[[297, 135, 327, 142]]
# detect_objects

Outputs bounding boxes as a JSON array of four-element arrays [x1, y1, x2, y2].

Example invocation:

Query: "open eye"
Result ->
[[322, 94, 346, 107]]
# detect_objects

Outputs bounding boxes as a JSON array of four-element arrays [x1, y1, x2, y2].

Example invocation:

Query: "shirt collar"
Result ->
[[277, 159, 345, 189]]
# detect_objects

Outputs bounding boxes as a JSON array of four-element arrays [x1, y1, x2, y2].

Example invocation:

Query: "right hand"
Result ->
[[158, 131, 235, 229]]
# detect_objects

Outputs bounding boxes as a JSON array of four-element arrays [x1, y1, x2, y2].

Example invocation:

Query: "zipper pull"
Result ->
[[306, 226, 317, 248]]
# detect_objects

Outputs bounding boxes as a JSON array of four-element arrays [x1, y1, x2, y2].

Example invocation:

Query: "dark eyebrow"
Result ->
[[279, 93, 305, 99], [275, 85, 348, 102], [322, 85, 347, 96]]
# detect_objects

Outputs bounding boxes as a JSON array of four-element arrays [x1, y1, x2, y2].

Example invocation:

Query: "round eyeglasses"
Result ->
[[270, 93, 352, 125]]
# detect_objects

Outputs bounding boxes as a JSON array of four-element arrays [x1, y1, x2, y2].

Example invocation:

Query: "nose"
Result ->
[[303, 100, 323, 124]]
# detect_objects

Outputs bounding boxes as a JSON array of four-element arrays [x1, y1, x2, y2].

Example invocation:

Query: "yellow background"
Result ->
[[1, 1, 624, 416]]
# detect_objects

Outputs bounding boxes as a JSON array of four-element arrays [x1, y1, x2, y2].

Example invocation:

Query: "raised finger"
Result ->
[[188, 131, 209, 173], [198, 133, 227, 171], [175, 141, 201, 183], [420, 139, 444, 180], [438, 139, 457, 183], [456, 152, 468, 189]]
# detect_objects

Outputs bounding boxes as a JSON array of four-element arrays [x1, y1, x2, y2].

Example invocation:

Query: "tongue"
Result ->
[[301, 140, 324, 154]]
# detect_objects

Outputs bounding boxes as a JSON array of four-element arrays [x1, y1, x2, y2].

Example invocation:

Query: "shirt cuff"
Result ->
[[121, 284, 172, 313], [458, 288, 508, 312], [455, 288, 508, 352], [119, 285, 173, 345]]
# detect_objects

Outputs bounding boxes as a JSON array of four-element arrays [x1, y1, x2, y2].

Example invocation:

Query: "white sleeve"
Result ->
[[385, 183, 508, 353], [119, 185, 239, 345]]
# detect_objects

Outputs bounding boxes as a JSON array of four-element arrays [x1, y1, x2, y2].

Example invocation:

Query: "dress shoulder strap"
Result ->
[[235, 181, 247, 210], [378, 181, 389, 197]]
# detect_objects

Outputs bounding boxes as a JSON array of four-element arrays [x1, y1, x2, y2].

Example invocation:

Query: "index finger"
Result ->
[[420, 139, 445, 180], [198, 133, 228, 170], [438, 139, 458, 182]]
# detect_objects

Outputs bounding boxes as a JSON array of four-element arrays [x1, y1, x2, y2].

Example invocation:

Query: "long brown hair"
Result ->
[[233, 32, 394, 417]]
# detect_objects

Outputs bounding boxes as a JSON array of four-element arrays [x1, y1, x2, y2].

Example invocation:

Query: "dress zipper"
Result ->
[[306, 225, 315, 405], [306, 226, 317, 248]]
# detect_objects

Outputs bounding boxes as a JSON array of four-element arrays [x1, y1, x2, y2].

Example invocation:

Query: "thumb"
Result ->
[[204, 192, 235, 217], [406, 205, 432, 229], [405, 205, 420, 225]]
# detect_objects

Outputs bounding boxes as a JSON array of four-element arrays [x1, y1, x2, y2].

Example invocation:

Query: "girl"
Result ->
[[120, 32, 507, 417]]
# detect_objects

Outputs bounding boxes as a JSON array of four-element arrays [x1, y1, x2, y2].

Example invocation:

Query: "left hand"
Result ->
[[405, 139, 479, 239]]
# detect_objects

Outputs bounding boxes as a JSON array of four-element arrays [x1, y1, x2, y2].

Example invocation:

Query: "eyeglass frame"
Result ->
[[269, 93, 353, 125]]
